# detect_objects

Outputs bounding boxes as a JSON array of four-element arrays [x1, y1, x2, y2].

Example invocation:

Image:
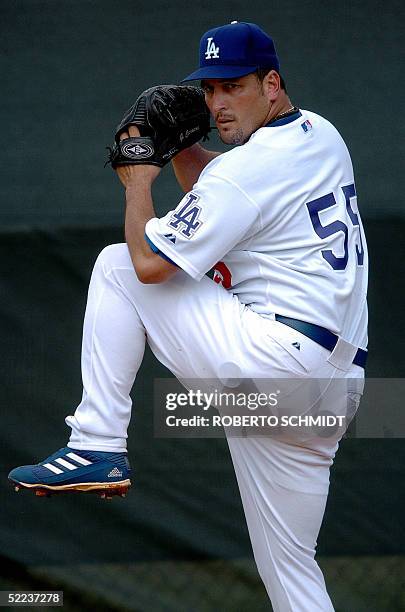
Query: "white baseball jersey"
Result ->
[[145, 110, 368, 349]]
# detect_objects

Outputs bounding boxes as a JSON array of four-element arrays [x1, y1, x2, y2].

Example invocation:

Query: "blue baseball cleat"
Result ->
[[8, 447, 131, 499]]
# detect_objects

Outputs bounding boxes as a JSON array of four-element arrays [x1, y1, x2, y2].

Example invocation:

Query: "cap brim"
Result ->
[[181, 64, 258, 82]]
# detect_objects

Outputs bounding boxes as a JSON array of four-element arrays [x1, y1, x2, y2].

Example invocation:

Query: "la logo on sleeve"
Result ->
[[168, 193, 203, 239]]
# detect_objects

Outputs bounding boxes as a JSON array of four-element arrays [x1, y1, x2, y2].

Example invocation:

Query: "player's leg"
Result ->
[[8, 243, 249, 495], [65, 242, 251, 451], [227, 435, 336, 612], [65, 244, 147, 452], [225, 367, 363, 612]]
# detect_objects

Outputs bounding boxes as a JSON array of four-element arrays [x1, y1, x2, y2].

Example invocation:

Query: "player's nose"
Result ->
[[209, 91, 228, 116]]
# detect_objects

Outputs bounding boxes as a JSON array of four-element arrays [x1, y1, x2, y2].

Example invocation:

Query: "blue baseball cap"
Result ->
[[182, 21, 280, 82]]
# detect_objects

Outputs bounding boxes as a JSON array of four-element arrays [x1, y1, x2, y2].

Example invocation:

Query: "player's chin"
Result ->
[[218, 133, 233, 145], [218, 124, 245, 145]]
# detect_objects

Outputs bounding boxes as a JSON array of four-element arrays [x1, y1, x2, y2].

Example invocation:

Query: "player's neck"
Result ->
[[265, 95, 295, 126]]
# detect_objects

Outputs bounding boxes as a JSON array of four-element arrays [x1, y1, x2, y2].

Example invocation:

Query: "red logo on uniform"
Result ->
[[213, 262, 232, 289]]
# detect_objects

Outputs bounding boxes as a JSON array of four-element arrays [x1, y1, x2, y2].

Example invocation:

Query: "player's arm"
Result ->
[[116, 127, 178, 284], [172, 143, 221, 192], [120, 165, 178, 284]]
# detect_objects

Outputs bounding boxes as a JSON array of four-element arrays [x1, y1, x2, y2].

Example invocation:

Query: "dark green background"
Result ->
[[1, 2, 405, 610], [1, 0, 404, 226]]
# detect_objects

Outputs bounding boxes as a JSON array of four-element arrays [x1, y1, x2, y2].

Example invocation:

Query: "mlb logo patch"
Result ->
[[301, 119, 312, 133]]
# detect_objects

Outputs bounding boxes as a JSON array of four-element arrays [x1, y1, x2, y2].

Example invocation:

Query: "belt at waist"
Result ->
[[274, 315, 367, 368]]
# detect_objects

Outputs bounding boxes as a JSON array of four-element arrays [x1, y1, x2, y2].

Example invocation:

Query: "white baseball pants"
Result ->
[[66, 244, 363, 612]]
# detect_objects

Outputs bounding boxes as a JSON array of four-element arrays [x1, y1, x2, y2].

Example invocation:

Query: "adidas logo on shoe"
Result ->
[[108, 467, 123, 478]]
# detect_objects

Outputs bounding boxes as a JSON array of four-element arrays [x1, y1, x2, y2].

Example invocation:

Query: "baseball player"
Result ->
[[9, 21, 368, 611]]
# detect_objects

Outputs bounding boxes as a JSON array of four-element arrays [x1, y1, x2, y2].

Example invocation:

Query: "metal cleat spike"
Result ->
[[14, 485, 20, 492]]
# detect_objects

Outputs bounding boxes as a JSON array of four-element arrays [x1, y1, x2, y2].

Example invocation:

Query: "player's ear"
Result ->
[[263, 70, 281, 102]]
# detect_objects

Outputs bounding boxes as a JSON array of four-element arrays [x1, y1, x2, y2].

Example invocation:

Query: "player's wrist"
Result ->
[[118, 164, 160, 190]]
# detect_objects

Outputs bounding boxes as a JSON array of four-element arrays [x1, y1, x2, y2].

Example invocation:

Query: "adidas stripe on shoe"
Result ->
[[8, 447, 131, 499]]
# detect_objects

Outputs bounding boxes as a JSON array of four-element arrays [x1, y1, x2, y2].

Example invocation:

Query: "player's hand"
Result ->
[[115, 126, 161, 188]]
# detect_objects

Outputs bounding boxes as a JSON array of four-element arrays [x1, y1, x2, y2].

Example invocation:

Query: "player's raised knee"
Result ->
[[94, 243, 133, 273]]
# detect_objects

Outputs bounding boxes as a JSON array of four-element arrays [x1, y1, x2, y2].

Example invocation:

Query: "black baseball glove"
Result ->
[[105, 85, 211, 168]]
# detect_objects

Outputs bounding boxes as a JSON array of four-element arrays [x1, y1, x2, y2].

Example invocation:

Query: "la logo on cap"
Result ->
[[205, 37, 219, 59]]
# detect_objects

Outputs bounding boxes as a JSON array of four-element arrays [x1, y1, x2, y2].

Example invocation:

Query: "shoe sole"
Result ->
[[10, 479, 131, 499]]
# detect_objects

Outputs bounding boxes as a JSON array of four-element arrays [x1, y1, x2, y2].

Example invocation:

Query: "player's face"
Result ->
[[202, 74, 272, 145]]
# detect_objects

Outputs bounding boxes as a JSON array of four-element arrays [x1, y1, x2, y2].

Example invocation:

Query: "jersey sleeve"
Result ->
[[145, 172, 261, 281]]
